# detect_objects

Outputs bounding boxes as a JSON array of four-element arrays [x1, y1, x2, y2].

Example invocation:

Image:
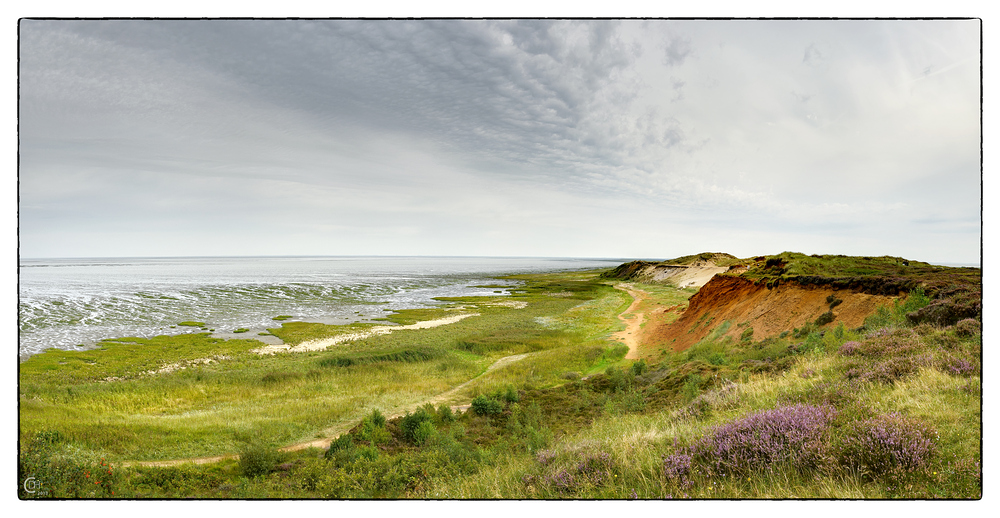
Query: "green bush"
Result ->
[[357, 410, 390, 446], [324, 434, 354, 460], [238, 441, 279, 478], [630, 359, 648, 376], [471, 395, 503, 416], [400, 408, 434, 445], [815, 311, 835, 326], [413, 421, 436, 446], [437, 405, 456, 423]]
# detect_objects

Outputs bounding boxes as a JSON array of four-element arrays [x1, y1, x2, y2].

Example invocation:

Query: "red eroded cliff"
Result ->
[[646, 275, 899, 352]]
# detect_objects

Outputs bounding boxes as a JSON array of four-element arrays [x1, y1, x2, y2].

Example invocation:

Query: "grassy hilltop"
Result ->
[[19, 254, 981, 499]]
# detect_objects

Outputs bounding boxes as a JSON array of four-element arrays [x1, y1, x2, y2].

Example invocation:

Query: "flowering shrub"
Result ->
[[530, 449, 617, 494], [544, 469, 577, 493], [837, 413, 936, 478], [844, 356, 926, 385], [575, 452, 614, 486], [841, 329, 930, 384], [662, 452, 693, 486], [665, 404, 836, 482], [535, 449, 556, 466], [953, 318, 981, 338], [938, 355, 978, 377], [838, 341, 861, 356]]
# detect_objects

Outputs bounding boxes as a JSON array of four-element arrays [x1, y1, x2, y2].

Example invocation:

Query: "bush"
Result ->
[[413, 421, 436, 446], [471, 395, 503, 416], [400, 408, 434, 445], [836, 413, 937, 478], [437, 405, 456, 423], [239, 441, 279, 478], [357, 410, 390, 446], [937, 355, 979, 377], [681, 404, 837, 476], [841, 328, 930, 384], [662, 452, 693, 486], [324, 434, 355, 460], [533, 450, 616, 495], [605, 366, 631, 393], [815, 311, 835, 326], [953, 318, 981, 338], [630, 360, 648, 376]]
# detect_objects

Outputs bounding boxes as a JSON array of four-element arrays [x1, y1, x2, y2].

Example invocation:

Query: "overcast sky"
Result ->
[[17, 19, 982, 263]]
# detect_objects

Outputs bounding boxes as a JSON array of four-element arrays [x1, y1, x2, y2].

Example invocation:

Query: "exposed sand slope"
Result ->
[[642, 264, 729, 288], [647, 275, 899, 352]]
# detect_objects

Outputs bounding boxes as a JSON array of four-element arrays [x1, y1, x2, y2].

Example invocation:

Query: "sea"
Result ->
[[17, 256, 623, 360]]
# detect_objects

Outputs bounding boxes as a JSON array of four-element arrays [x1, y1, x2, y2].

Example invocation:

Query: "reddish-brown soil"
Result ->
[[645, 275, 899, 352]]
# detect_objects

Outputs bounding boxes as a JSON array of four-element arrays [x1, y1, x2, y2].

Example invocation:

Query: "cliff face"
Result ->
[[602, 253, 738, 288], [646, 275, 899, 352]]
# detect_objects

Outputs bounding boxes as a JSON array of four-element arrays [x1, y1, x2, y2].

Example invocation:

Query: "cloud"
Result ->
[[17, 19, 982, 263], [663, 34, 693, 67]]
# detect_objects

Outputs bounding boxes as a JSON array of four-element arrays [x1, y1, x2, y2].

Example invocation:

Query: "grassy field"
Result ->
[[18, 262, 981, 499]]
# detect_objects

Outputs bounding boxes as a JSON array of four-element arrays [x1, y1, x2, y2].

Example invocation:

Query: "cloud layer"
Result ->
[[18, 19, 981, 263]]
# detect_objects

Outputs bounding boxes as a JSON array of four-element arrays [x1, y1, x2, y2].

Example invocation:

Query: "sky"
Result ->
[[17, 18, 983, 264]]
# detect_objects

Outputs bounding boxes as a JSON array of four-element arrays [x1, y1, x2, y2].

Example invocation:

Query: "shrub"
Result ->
[[683, 404, 837, 476], [400, 408, 434, 445], [357, 410, 390, 446], [844, 357, 923, 385], [953, 318, 981, 338], [324, 434, 355, 460], [836, 413, 936, 478], [239, 441, 279, 478], [739, 327, 754, 343], [437, 405, 455, 423], [815, 311, 835, 326], [662, 452, 693, 486], [413, 420, 436, 446], [501, 385, 520, 404], [537, 450, 616, 494], [366, 409, 386, 428], [471, 395, 503, 416], [938, 355, 978, 377], [841, 329, 930, 384], [631, 359, 648, 376], [681, 373, 703, 401], [838, 341, 861, 356]]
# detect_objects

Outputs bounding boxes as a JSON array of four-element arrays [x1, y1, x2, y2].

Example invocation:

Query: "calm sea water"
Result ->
[[18, 256, 622, 360]]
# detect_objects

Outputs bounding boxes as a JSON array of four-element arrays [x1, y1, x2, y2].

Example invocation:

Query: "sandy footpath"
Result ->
[[611, 283, 649, 360], [252, 313, 480, 355]]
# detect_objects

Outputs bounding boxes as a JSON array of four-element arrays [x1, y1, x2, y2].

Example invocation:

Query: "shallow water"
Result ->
[[18, 256, 621, 359]]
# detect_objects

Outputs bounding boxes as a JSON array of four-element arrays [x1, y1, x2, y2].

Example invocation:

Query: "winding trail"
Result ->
[[611, 283, 649, 360], [121, 353, 530, 468]]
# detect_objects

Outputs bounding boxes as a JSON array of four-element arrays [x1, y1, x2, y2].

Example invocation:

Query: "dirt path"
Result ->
[[611, 283, 648, 360], [121, 353, 530, 468]]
